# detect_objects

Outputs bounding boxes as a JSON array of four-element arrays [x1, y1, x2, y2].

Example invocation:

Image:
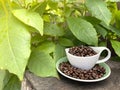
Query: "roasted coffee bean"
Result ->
[[59, 62, 106, 80], [69, 45, 97, 57]]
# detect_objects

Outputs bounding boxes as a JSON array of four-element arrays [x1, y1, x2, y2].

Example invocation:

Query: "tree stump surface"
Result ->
[[22, 60, 120, 90]]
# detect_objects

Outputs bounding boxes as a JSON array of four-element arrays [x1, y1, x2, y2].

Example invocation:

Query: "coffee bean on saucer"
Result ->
[[59, 62, 106, 80]]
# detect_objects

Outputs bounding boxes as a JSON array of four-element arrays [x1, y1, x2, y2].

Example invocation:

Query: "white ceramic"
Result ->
[[65, 47, 111, 70], [56, 57, 111, 82]]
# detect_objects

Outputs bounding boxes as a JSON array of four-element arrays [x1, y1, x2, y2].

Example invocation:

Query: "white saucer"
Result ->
[[56, 57, 111, 82]]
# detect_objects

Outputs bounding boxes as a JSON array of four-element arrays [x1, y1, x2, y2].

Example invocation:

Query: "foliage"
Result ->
[[0, 0, 120, 89], [0, 70, 21, 90], [67, 17, 98, 45], [86, 0, 112, 25]]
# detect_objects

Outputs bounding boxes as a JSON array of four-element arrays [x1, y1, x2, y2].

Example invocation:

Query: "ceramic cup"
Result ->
[[65, 47, 111, 70]]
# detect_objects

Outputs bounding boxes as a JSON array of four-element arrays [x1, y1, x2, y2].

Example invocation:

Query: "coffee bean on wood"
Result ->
[[69, 45, 97, 57], [59, 62, 106, 80]]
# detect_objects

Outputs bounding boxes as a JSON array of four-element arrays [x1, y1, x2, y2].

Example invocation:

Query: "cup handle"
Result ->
[[96, 47, 111, 64]]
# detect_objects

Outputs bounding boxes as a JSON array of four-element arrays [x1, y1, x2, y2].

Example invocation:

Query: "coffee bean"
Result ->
[[59, 62, 106, 80], [68, 46, 97, 57]]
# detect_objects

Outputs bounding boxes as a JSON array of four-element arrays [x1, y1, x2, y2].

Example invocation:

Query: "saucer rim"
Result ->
[[56, 57, 111, 82]]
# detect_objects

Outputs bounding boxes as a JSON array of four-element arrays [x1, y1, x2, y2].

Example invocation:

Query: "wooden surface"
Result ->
[[21, 60, 120, 90]]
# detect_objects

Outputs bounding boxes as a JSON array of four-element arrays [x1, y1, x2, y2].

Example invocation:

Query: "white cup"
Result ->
[[65, 47, 111, 70]]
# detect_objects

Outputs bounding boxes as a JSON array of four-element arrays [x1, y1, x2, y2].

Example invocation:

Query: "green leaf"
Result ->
[[64, 6, 73, 17], [12, 9, 43, 35], [28, 42, 58, 77], [94, 25, 107, 38], [107, 2, 118, 11], [0, 3, 5, 17], [67, 17, 98, 45], [83, 16, 101, 25], [54, 44, 66, 62], [111, 40, 120, 57], [115, 11, 120, 29], [59, 38, 74, 46], [66, 0, 76, 3], [44, 23, 65, 36], [100, 22, 120, 37], [0, 70, 21, 90], [107, 2, 117, 24], [0, 0, 13, 17], [0, 8, 31, 80], [99, 41, 107, 47], [31, 1, 47, 15], [109, 25, 120, 37], [3, 73, 21, 90], [105, 0, 120, 2], [31, 33, 47, 46], [0, 70, 6, 90], [48, 1, 58, 10], [85, 0, 112, 25], [35, 41, 55, 54], [43, 15, 51, 22]]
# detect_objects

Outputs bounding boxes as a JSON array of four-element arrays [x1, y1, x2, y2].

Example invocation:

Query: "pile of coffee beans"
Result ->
[[59, 62, 106, 80], [69, 45, 97, 57]]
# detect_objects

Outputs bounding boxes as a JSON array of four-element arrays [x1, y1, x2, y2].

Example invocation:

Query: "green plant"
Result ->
[[0, 0, 120, 89]]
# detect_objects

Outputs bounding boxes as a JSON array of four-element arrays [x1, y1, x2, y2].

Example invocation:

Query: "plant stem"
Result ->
[[63, 0, 67, 19]]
